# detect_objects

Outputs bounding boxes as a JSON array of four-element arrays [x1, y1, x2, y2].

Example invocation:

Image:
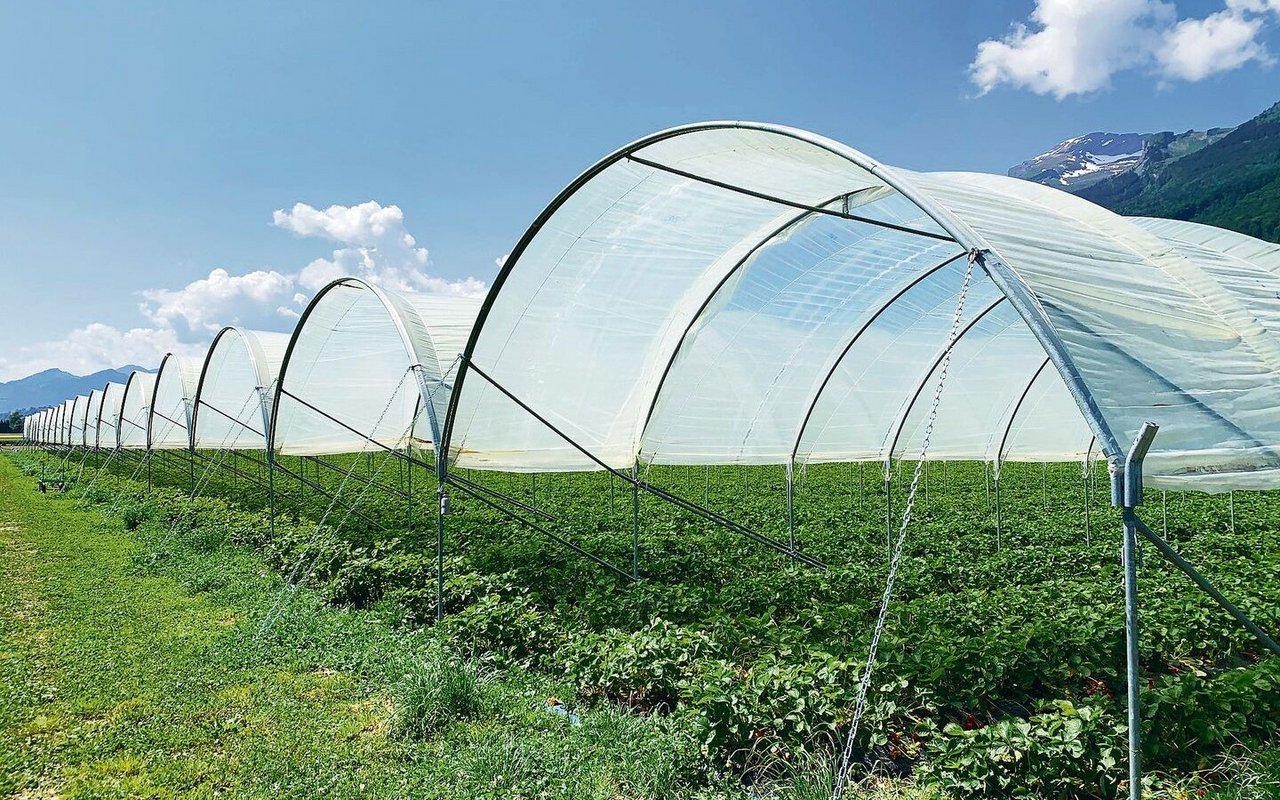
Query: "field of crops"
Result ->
[[12, 446, 1280, 798]]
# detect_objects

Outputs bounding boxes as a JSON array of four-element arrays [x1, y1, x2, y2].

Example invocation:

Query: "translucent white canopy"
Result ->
[[119, 372, 156, 449], [58, 400, 73, 446], [150, 353, 200, 450], [445, 122, 1280, 492], [192, 327, 289, 450], [272, 278, 482, 456], [96, 381, 126, 450], [82, 390, 103, 448], [68, 395, 89, 447], [1132, 217, 1280, 276]]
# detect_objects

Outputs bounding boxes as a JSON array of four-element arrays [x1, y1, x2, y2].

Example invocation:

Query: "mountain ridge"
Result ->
[[0, 364, 154, 418], [1010, 100, 1280, 243]]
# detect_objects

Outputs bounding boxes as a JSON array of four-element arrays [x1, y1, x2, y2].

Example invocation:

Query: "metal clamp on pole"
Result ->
[[1123, 423, 1158, 508], [1113, 422, 1158, 800]]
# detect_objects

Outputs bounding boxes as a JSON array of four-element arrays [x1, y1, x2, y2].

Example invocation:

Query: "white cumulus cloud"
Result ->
[[4, 201, 488, 383], [140, 267, 300, 335], [274, 201, 487, 296], [972, 0, 1279, 98], [1158, 6, 1272, 80]]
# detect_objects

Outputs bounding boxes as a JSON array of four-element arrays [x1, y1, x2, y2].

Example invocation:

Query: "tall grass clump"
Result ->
[[393, 642, 482, 740]]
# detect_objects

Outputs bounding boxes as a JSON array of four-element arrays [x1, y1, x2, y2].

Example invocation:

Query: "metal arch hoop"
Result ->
[[191, 327, 242, 453], [267, 276, 450, 460], [118, 372, 151, 451], [995, 356, 1053, 463], [632, 189, 857, 446], [788, 250, 969, 462], [147, 352, 183, 451], [881, 296, 1009, 462], [439, 120, 1122, 468], [192, 326, 283, 454]]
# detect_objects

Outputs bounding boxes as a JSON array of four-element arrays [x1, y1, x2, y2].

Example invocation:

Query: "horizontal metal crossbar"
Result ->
[[464, 360, 827, 570], [446, 475, 634, 581], [625, 154, 955, 243]]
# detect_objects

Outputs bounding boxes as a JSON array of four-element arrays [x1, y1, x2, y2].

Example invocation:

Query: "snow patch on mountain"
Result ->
[[1010, 126, 1237, 194], [1008, 132, 1146, 190]]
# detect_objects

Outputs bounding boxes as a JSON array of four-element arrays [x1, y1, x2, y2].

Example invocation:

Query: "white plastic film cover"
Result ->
[[192, 327, 290, 450], [150, 354, 200, 450], [59, 400, 73, 446], [448, 123, 1280, 492], [119, 372, 156, 450], [272, 279, 481, 456], [96, 381, 126, 450], [911, 171, 1280, 490], [68, 395, 89, 447], [82, 390, 103, 449]]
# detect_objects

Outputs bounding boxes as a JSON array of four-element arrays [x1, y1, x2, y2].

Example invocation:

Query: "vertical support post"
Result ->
[[1084, 458, 1092, 546], [631, 461, 640, 580], [435, 454, 448, 624], [786, 460, 796, 551], [883, 459, 892, 559], [1114, 421, 1158, 800], [146, 450, 153, 493], [268, 452, 276, 541], [189, 448, 195, 498], [994, 459, 1002, 550], [1122, 507, 1142, 800]]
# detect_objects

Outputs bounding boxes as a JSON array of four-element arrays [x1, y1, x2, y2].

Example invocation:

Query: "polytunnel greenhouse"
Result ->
[[82, 390, 104, 449], [192, 327, 290, 451], [96, 381, 125, 451], [69, 395, 88, 448], [19, 120, 1280, 797], [443, 123, 1280, 490], [151, 353, 200, 449], [119, 371, 156, 449], [270, 277, 481, 457]]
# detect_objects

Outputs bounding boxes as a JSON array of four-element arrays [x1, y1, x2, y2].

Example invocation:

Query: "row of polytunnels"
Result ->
[[20, 122, 1280, 795]]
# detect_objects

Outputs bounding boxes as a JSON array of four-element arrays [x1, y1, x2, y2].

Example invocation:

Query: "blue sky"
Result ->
[[1, 0, 1278, 380]]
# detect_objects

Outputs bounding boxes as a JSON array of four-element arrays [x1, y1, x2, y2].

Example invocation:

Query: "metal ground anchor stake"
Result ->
[[1112, 421, 1158, 800]]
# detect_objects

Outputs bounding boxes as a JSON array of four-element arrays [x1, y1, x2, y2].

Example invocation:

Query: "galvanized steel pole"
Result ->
[[1115, 422, 1158, 800]]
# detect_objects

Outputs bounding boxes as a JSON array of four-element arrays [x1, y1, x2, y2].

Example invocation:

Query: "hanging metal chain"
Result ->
[[832, 249, 979, 799]]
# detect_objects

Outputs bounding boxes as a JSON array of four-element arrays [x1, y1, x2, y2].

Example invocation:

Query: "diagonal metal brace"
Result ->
[[1131, 513, 1280, 657]]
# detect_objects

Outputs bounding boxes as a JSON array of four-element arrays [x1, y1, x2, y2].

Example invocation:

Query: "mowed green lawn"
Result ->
[[0, 457, 731, 800]]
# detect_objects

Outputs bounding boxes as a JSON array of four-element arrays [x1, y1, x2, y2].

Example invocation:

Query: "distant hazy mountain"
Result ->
[[0, 365, 154, 417], [1010, 100, 1279, 243]]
